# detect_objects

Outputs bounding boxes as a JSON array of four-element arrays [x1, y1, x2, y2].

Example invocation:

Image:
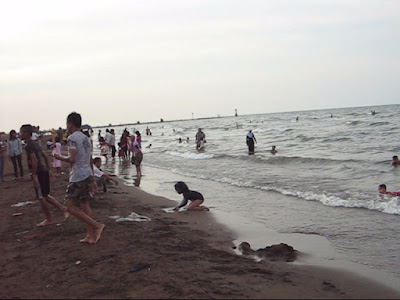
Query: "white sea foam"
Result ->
[[167, 151, 214, 160], [169, 141, 191, 148]]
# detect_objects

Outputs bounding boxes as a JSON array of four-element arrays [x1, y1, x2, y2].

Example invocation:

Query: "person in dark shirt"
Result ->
[[20, 124, 69, 227], [195, 128, 206, 150], [173, 181, 209, 211], [246, 129, 257, 153]]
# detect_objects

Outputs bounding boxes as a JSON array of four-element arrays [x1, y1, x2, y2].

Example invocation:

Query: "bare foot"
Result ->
[[37, 219, 55, 227], [80, 236, 95, 244], [63, 209, 70, 221], [94, 224, 105, 243]]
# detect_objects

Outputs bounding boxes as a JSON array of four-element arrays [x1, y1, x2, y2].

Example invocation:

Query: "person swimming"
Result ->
[[378, 184, 400, 197], [391, 155, 400, 167], [270, 145, 277, 154]]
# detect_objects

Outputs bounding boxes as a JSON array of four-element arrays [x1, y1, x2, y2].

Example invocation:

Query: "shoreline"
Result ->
[[1, 141, 400, 298], [133, 164, 400, 294]]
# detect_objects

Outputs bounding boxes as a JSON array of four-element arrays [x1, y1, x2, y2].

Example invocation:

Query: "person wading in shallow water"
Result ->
[[195, 128, 206, 150], [246, 129, 257, 154]]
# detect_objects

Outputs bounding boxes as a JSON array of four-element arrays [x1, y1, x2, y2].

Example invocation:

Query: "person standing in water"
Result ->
[[195, 128, 205, 150], [246, 129, 257, 154], [270, 145, 278, 154]]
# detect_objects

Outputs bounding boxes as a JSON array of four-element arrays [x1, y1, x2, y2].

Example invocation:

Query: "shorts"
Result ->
[[64, 176, 93, 205], [35, 171, 50, 198], [131, 152, 143, 166], [95, 176, 105, 187]]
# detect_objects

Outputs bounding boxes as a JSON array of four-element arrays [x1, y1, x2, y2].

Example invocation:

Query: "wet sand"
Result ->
[[1, 138, 399, 299]]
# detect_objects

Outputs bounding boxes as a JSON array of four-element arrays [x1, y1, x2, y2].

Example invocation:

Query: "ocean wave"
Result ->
[[296, 134, 317, 142], [169, 141, 191, 148], [142, 164, 400, 215], [166, 151, 214, 160], [369, 122, 390, 126], [253, 155, 362, 166], [213, 175, 400, 215], [206, 152, 366, 166], [321, 137, 352, 143], [346, 120, 363, 126]]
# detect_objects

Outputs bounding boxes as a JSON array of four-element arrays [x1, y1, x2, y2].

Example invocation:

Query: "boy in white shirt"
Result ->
[[93, 157, 118, 193]]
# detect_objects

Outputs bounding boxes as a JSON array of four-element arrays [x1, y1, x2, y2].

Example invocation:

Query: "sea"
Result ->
[[95, 104, 400, 290]]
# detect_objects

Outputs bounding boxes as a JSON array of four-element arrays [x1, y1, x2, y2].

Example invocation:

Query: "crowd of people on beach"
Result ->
[[1, 110, 399, 245]]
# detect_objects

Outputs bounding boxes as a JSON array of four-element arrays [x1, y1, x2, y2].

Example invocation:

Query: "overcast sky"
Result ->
[[1, 0, 399, 132]]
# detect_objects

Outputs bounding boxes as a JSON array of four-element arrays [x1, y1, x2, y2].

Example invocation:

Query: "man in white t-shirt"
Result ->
[[53, 112, 105, 244]]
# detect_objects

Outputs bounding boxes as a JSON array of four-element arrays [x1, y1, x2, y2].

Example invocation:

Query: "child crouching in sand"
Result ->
[[173, 181, 209, 211], [93, 157, 118, 193]]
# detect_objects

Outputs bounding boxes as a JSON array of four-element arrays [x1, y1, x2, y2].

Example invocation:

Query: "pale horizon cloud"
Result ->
[[1, 0, 399, 132]]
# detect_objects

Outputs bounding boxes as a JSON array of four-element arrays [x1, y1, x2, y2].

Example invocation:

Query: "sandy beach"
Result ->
[[1, 136, 399, 299]]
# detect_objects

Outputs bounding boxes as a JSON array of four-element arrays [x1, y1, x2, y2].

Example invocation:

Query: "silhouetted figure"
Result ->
[[246, 130, 257, 154]]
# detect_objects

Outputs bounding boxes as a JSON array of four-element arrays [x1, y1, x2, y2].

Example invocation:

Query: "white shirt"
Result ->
[[67, 131, 94, 182], [93, 165, 104, 178], [32, 132, 39, 141], [7, 138, 23, 156], [105, 132, 115, 146]]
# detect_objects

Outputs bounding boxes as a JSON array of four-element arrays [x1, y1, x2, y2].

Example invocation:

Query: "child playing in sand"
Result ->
[[53, 112, 105, 244], [378, 184, 400, 197], [173, 181, 209, 211], [20, 124, 69, 226], [51, 136, 63, 176], [93, 157, 118, 193]]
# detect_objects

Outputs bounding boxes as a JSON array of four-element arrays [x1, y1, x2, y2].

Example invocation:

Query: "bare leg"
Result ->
[[45, 195, 69, 221], [187, 199, 209, 211], [66, 201, 105, 243], [37, 198, 54, 226], [136, 165, 142, 177], [80, 202, 94, 243]]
